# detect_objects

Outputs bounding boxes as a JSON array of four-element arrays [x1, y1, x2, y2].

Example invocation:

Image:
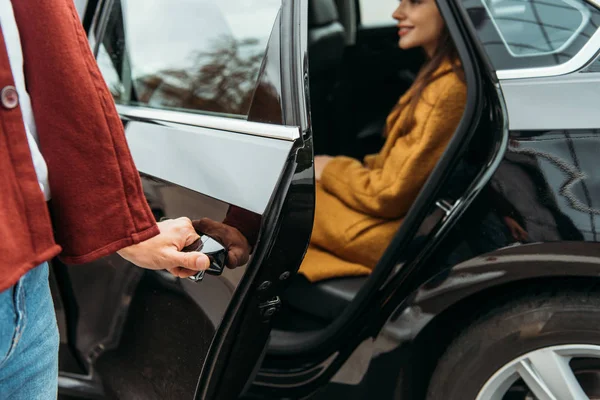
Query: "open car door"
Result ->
[[54, 0, 312, 399]]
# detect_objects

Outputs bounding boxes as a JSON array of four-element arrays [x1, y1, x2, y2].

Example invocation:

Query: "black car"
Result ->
[[56, 0, 600, 399]]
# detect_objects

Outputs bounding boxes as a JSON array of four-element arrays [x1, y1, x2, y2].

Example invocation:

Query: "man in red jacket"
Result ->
[[0, 0, 251, 398]]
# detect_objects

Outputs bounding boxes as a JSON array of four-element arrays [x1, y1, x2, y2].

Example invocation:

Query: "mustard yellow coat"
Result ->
[[299, 61, 467, 282]]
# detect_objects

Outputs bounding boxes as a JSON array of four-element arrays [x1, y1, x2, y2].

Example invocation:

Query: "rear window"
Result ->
[[464, 0, 600, 70]]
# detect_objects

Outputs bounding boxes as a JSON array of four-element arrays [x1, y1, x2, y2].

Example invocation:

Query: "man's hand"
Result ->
[[117, 217, 210, 278], [193, 218, 251, 268]]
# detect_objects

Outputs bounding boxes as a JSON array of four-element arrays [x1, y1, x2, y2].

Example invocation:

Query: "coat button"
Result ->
[[1, 86, 19, 109]]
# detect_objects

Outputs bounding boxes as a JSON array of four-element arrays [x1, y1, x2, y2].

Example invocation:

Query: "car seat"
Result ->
[[308, 0, 346, 154]]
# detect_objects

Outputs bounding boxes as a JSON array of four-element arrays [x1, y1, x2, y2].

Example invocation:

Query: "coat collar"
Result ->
[[431, 58, 459, 80]]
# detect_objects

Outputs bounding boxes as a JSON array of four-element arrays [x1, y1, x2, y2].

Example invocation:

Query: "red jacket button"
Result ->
[[1, 86, 19, 109]]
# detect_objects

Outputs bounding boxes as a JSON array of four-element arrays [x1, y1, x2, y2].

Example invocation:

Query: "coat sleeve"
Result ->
[[12, 0, 160, 264], [320, 81, 467, 219]]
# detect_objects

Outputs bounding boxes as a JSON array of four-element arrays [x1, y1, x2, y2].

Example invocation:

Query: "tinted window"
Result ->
[[464, 0, 600, 70], [96, 0, 280, 118]]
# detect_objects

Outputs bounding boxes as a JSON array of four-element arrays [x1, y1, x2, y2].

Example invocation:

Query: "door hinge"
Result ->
[[259, 296, 281, 322]]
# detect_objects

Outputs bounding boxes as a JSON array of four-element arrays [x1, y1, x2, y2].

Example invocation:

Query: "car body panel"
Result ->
[[349, 0, 600, 397], [500, 74, 600, 130], [415, 242, 600, 313], [316, 242, 600, 400], [122, 116, 295, 215]]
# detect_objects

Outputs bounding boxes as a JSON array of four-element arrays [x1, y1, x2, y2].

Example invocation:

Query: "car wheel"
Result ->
[[426, 290, 600, 400]]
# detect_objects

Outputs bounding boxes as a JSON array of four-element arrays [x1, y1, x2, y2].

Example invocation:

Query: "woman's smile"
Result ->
[[398, 25, 413, 37]]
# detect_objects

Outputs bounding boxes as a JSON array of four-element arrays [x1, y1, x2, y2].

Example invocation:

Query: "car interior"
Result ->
[[269, 0, 457, 351], [309, 0, 424, 159]]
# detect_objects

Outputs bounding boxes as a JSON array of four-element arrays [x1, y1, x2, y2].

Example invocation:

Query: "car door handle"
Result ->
[[182, 234, 228, 282]]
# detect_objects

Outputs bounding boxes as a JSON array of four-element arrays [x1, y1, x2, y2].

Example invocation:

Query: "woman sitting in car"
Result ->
[[300, 0, 467, 282]]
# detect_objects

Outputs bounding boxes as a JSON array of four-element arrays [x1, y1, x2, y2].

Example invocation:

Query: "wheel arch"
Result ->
[[388, 241, 600, 400]]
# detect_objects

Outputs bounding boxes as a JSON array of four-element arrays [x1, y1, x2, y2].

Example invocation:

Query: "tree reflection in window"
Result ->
[[134, 37, 263, 116], [96, 0, 279, 118], [464, 0, 600, 71]]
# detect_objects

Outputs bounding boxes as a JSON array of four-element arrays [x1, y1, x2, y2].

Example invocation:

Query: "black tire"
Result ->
[[426, 289, 600, 400]]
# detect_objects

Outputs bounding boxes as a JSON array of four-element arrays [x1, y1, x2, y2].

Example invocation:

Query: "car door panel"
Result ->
[[462, 0, 600, 243], [121, 111, 296, 215], [500, 74, 600, 130], [55, 0, 314, 399]]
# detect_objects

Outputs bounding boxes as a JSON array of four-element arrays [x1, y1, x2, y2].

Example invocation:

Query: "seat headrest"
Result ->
[[308, 0, 340, 27]]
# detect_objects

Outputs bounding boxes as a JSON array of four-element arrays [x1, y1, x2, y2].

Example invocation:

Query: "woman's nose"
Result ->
[[392, 2, 405, 20]]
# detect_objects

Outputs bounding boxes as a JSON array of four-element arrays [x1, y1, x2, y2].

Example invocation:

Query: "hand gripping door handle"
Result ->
[[181, 234, 228, 282]]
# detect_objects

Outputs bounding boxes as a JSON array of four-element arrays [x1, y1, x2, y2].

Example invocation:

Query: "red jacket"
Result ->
[[0, 0, 159, 292]]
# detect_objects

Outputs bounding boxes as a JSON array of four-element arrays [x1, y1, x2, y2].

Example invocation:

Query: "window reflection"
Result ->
[[97, 0, 281, 118], [464, 0, 600, 71], [135, 36, 264, 115], [484, 0, 590, 57]]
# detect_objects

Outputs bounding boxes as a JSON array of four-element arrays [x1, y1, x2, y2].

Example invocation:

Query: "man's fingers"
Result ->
[[167, 267, 198, 278], [170, 250, 210, 271], [183, 231, 201, 248]]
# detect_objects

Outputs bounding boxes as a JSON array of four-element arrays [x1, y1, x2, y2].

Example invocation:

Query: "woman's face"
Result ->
[[392, 0, 445, 57]]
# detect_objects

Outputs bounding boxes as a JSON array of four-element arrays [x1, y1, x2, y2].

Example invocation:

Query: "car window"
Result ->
[[96, 0, 281, 119], [463, 0, 600, 71], [358, 0, 397, 27]]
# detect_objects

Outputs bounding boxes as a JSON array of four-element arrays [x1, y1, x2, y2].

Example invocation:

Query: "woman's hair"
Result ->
[[395, 27, 465, 136]]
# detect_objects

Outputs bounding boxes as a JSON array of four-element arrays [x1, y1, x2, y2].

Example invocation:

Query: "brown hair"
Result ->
[[394, 28, 465, 136]]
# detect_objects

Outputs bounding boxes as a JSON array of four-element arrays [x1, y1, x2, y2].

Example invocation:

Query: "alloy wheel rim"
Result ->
[[476, 344, 600, 400]]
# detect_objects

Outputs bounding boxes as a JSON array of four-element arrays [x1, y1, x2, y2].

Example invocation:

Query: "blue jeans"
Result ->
[[0, 263, 59, 399]]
